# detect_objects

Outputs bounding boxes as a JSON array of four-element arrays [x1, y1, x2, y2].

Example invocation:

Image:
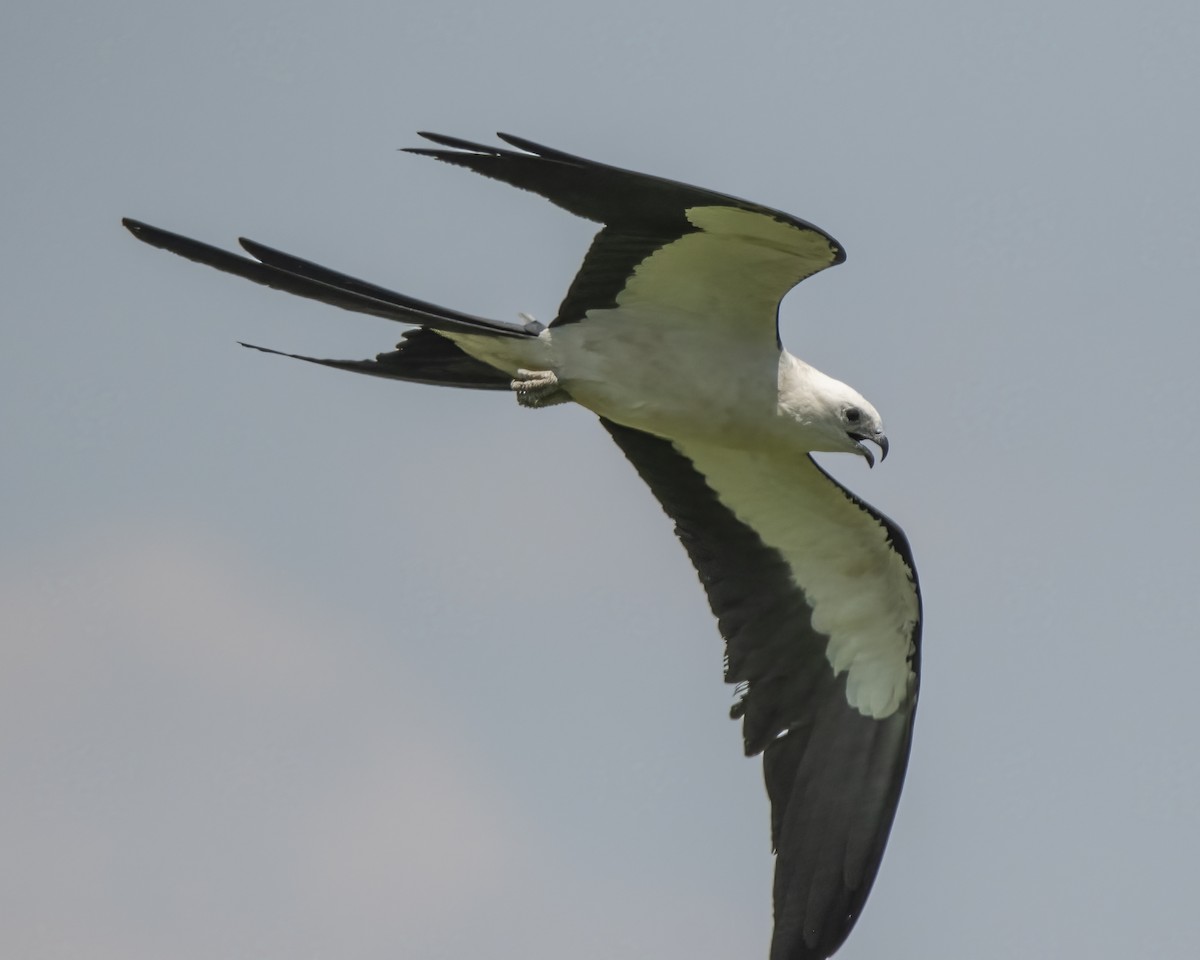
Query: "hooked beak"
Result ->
[[849, 432, 889, 469]]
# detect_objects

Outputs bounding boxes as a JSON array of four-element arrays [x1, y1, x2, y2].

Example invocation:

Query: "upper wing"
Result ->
[[602, 419, 920, 960], [407, 133, 845, 344]]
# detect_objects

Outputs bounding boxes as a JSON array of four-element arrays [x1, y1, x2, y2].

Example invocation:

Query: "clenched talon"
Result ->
[[511, 368, 570, 408]]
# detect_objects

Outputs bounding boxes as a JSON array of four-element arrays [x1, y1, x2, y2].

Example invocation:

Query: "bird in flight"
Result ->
[[123, 132, 921, 960]]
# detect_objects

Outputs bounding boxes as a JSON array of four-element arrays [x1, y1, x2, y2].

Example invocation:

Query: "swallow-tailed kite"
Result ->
[[123, 132, 921, 960]]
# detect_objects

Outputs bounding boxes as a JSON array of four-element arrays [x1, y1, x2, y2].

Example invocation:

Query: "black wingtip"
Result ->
[[494, 132, 578, 162], [410, 131, 504, 154], [236, 237, 266, 260], [404, 131, 566, 164], [494, 131, 542, 152], [121, 218, 196, 254]]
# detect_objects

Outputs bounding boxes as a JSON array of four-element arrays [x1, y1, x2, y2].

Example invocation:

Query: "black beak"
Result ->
[[849, 432, 889, 468]]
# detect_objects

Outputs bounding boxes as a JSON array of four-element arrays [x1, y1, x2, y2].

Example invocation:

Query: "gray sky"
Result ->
[[4, 1, 1199, 958]]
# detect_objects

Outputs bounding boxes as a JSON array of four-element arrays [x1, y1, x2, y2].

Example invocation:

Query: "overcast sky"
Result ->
[[4, 2, 1199, 958]]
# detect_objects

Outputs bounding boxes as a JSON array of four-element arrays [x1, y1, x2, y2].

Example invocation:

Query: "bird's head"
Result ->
[[781, 361, 889, 467]]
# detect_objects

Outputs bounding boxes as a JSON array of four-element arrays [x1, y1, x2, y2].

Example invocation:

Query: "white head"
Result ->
[[780, 358, 889, 467]]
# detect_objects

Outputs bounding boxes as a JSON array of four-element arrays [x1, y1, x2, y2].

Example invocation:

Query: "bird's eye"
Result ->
[[845, 407, 862, 424]]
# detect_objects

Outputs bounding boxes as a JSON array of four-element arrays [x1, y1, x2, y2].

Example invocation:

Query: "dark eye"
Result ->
[[845, 407, 862, 424]]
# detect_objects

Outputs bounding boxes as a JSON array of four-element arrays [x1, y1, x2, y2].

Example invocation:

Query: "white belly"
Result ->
[[552, 307, 786, 446], [448, 310, 790, 449]]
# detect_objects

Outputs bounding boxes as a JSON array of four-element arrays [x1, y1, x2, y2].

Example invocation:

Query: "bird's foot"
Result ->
[[512, 369, 570, 408]]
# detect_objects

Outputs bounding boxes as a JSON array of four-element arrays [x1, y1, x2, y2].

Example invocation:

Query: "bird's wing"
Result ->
[[602, 419, 920, 960], [406, 133, 844, 344]]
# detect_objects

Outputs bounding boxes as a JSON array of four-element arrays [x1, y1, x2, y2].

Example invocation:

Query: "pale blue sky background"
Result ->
[[4, 2, 1199, 958]]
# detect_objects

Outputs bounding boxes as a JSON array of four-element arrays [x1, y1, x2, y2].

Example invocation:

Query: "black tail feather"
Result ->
[[121, 218, 531, 340], [235, 236, 515, 334], [240, 328, 512, 390]]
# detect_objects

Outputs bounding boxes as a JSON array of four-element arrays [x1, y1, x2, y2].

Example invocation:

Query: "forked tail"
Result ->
[[122, 218, 538, 389]]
